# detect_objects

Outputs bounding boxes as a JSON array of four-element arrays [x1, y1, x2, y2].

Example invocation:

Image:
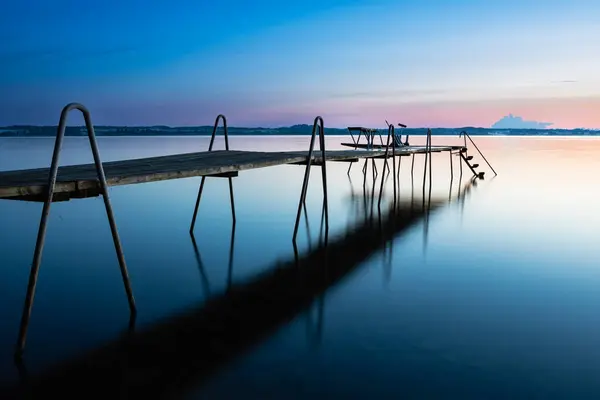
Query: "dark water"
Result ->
[[1, 135, 600, 398]]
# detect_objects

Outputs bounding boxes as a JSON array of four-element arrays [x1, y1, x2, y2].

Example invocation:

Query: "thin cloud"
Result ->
[[551, 80, 578, 84], [327, 89, 449, 99]]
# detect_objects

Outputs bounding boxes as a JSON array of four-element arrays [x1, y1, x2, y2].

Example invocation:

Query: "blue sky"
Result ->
[[1, 0, 599, 127]]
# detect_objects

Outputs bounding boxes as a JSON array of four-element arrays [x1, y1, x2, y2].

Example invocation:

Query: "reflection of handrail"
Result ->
[[189, 233, 211, 297], [190, 114, 236, 233], [293, 116, 329, 243], [459, 130, 497, 176], [189, 221, 236, 293], [15, 102, 136, 356], [306, 295, 325, 348]]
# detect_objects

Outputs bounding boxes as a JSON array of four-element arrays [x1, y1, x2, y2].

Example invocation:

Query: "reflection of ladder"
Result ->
[[457, 130, 497, 179]]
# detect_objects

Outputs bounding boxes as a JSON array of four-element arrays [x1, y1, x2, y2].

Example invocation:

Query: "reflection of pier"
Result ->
[[3, 176, 476, 398]]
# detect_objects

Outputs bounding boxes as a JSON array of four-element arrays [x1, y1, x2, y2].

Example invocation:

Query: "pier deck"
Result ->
[[0, 146, 460, 200]]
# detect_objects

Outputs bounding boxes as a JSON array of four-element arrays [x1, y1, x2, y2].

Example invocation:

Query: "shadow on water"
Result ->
[[3, 170, 478, 399]]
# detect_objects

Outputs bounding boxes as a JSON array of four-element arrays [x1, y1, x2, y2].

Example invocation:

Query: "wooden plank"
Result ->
[[0, 150, 379, 199], [0, 146, 462, 200]]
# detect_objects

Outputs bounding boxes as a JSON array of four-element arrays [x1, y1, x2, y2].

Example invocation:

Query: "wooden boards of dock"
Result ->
[[0, 147, 459, 201]]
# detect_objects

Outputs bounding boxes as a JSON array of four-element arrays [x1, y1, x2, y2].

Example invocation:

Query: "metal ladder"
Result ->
[[457, 130, 498, 179]]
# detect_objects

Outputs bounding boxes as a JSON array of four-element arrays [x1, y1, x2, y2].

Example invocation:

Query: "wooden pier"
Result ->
[[0, 147, 458, 201], [1, 103, 496, 360]]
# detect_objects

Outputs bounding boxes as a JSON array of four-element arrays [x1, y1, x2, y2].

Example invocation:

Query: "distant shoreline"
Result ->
[[2, 121, 600, 137], [0, 124, 599, 138], [2, 133, 600, 138]]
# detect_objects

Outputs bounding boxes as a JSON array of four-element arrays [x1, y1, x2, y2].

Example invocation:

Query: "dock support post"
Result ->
[[449, 150, 453, 180], [15, 103, 136, 356], [378, 124, 397, 208], [421, 129, 433, 202], [293, 116, 328, 243], [190, 114, 236, 233]]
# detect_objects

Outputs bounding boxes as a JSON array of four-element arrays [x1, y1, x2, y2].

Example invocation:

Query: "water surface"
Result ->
[[1, 135, 599, 398]]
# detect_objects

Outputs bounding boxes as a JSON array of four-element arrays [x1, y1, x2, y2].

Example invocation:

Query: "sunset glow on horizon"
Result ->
[[1, 0, 599, 128]]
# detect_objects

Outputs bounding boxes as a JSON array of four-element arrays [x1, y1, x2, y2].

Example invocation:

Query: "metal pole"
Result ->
[[422, 130, 429, 201], [293, 116, 328, 243], [318, 122, 329, 240], [378, 124, 396, 208], [449, 150, 453, 181], [190, 114, 235, 232], [428, 129, 433, 194], [227, 221, 236, 290], [190, 177, 206, 233], [16, 103, 136, 356]]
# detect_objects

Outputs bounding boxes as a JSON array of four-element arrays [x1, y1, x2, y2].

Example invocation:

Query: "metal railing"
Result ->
[[293, 116, 329, 243], [16, 102, 136, 356], [378, 123, 398, 208], [459, 130, 498, 176], [422, 129, 433, 200], [190, 114, 236, 233]]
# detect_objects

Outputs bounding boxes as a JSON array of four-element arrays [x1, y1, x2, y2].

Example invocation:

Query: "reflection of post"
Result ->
[[306, 295, 325, 349], [303, 203, 313, 252], [381, 200, 393, 287], [370, 170, 376, 221], [346, 173, 357, 221], [14, 354, 29, 397], [459, 150, 463, 180], [295, 199, 328, 254], [449, 150, 454, 183], [422, 167, 433, 256], [227, 222, 236, 290], [318, 200, 328, 245], [410, 156, 415, 211], [292, 240, 300, 268], [190, 232, 211, 297], [449, 149, 457, 201]]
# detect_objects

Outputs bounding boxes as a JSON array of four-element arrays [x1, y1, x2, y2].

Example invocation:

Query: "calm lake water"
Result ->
[[1, 135, 600, 398]]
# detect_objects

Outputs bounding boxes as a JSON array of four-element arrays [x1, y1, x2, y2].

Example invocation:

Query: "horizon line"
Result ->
[[1, 124, 598, 131]]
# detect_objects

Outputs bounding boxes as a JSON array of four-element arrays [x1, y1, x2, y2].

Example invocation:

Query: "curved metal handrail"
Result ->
[[190, 113, 236, 233], [459, 130, 497, 176], [293, 116, 329, 243], [208, 114, 229, 151], [16, 102, 136, 355]]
